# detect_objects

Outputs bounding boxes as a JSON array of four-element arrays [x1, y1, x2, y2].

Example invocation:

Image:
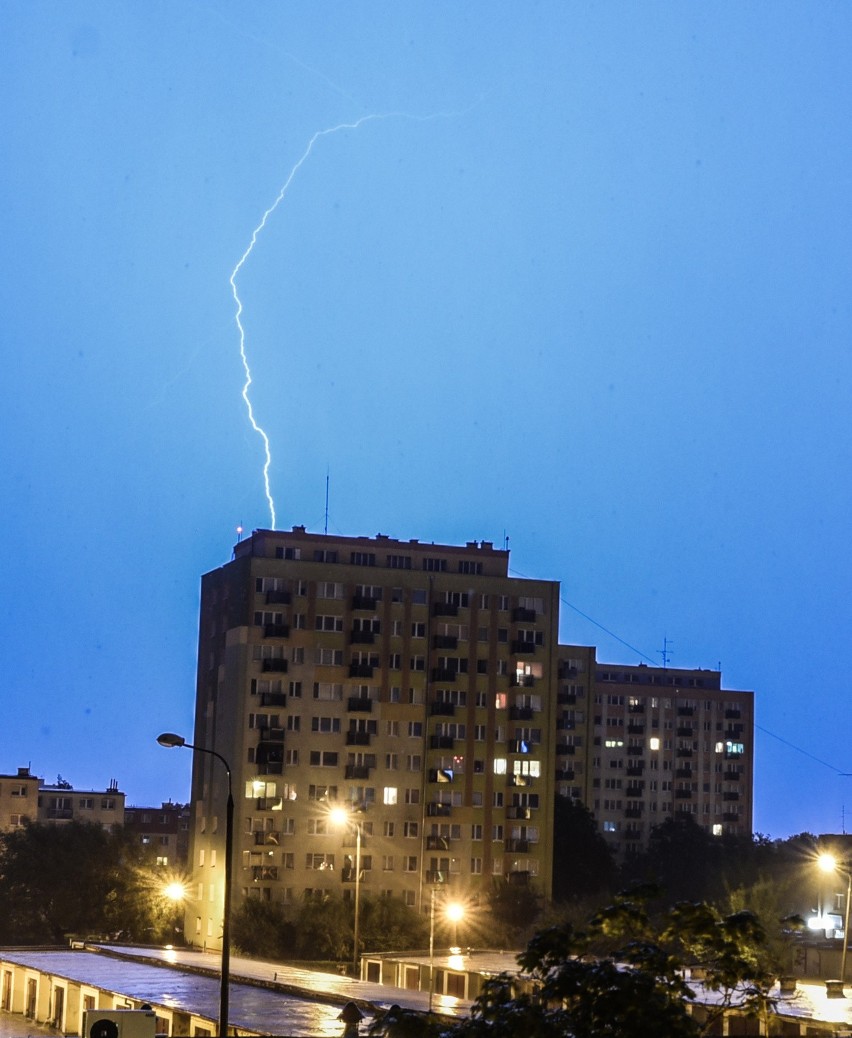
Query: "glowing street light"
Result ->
[[819, 852, 852, 990], [429, 891, 465, 1013], [158, 732, 234, 1034], [329, 805, 363, 974], [163, 881, 187, 902]]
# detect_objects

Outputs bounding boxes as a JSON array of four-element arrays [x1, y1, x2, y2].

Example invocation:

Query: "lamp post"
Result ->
[[428, 890, 464, 1014], [819, 853, 852, 989], [330, 806, 362, 975], [158, 732, 233, 1035]]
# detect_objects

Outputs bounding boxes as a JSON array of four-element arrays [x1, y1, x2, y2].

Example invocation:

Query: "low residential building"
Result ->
[[0, 767, 41, 831], [124, 802, 190, 866]]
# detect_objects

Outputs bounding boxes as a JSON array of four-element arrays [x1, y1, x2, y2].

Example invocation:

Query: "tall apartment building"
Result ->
[[187, 527, 560, 948], [553, 651, 753, 858], [186, 527, 755, 949]]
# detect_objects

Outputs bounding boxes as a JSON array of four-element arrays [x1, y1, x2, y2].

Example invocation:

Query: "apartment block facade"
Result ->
[[187, 527, 560, 947], [553, 652, 754, 858], [186, 527, 754, 949], [0, 768, 125, 832]]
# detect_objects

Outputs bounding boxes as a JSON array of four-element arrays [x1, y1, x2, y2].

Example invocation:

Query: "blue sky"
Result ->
[[2, 2, 851, 838]]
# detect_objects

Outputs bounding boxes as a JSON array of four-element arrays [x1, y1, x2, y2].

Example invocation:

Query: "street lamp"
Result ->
[[329, 805, 363, 975], [158, 732, 234, 1035], [819, 852, 852, 989], [428, 890, 465, 1013]]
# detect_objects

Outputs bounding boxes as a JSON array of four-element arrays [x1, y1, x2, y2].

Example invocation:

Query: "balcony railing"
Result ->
[[345, 731, 371, 746], [344, 764, 371, 779], [261, 658, 288, 673], [509, 706, 534, 720], [251, 866, 278, 881], [432, 602, 458, 617], [505, 838, 530, 853], [429, 735, 455, 750], [350, 630, 375, 645], [507, 806, 531, 820], [426, 835, 451, 850], [260, 692, 287, 707], [351, 595, 378, 611], [259, 727, 285, 743], [265, 590, 291, 605], [348, 663, 374, 678], [431, 668, 461, 682], [253, 831, 279, 846], [430, 702, 456, 717], [426, 803, 452, 817], [512, 607, 537, 623], [264, 623, 290, 639], [511, 640, 537, 655], [347, 697, 373, 712], [511, 675, 536, 688], [432, 635, 458, 649]]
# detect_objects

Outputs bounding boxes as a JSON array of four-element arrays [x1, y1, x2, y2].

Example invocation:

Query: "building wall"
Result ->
[[187, 527, 559, 948], [124, 802, 190, 866], [0, 768, 41, 831], [37, 782, 125, 829], [555, 653, 754, 857]]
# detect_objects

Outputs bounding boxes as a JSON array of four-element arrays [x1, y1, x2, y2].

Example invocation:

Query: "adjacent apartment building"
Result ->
[[0, 768, 125, 831], [185, 527, 753, 949]]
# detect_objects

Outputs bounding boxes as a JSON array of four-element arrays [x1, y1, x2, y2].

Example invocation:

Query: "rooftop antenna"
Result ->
[[324, 468, 330, 535], [503, 530, 509, 552], [659, 636, 672, 669]]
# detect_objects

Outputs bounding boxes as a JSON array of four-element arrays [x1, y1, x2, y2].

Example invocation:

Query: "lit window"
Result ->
[[383, 787, 398, 806], [649, 737, 660, 751]]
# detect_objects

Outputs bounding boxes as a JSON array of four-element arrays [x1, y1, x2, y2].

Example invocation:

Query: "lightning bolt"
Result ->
[[230, 106, 477, 529]]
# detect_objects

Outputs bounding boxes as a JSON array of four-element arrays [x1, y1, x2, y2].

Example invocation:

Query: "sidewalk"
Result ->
[[0, 1011, 59, 1037]]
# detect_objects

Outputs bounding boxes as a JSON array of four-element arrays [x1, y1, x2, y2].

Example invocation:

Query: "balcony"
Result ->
[[259, 727, 285, 743], [262, 658, 288, 673], [348, 663, 374, 678], [265, 589, 291, 605], [511, 674, 536, 688], [347, 696, 373, 712], [508, 740, 532, 754], [505, 838, 530, 853], [430, 702, 456, 717], [255, 797, 282, 810], [675, 748, 693, 758], [723, 791, 740, 802], [676, 726, 694, 737], [554, 769, 575, 781], [675, 789, 693, 799], [426, 835, 450, 850], [433, 602, 458, 617], [46, 808, 73, 820], [507, 806, 531, 820], [351, 595, 378, 611], [432, 635, 458, 650], [341, 866, 366, 884], [344, 764, 371, 779], [555, 745, 576, 756], [431, 667, 461, 682], [507, 774, 533, 787], [627, 723, 645, 734], [253, 831, 279, 846], [722, 812, 740, 823], [677, 706, 694, 717], [725, 709, 742, 720], [512, 607, 537, 623], [675, 768, 693, 780], [723, 769, 741, 781], [509, 706, 534, 721], [626, 764, 645, 776], [251, 866, 278, 881], [260, 692, 287, 707], [426, 803, 452, 817], [507, 869, 531, 885], [511, 639, 537, 655], [345, 731, 371, 746], [430, 735, 454, 750], [628, 703, 646, 714], [425, 869, 452, 883], [556, 718, 575, 731], [264, 623, 290, 639], [626, 747, 644, 756], [625, 786, 644, 798], [557, 692, 576, 705], [428, 769, 454, 784], [350, 630, 375, 645], [625, 807, 643, 819], [257, 761, 283, 775]]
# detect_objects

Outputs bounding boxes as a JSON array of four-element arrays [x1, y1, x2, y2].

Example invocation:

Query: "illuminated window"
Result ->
[[383, 787, 398, 806], [649, 737, 660, 751]]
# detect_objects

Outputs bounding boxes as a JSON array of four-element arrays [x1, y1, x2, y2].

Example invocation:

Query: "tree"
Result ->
[[232, 899, 295, 959], [552, 796, 616, 901], [487, 879, 544, 946], [0, 821, 175, 944], [452, 886, 776, 1038], [360, 896, 429, 953]]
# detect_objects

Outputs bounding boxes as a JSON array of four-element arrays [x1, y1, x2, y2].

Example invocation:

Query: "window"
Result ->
[[403, 856, 418, 872], [408, 722, 423, 738], [351, 552, 376, 566], [404, 821, 419, 838], [385, 753, 399, 770], [289, 681, 302, 697], [316, 648, 344, 666], [411, 622, 426, 638], [470, 857, 483, 873], [306, 853, 336, 870], [316, 614, 344, 632], [492, 825, 504, 841], [423, 557, 447, 572], [386, 720, 400, 737], [308, 785, 338, 801], [387, 554, 412, 569], [406, 754, 422, 771], [471, 824, 483, 840], [309, 751, 339, 767], [314, 682, 343, 701], [101, 798, 116, 810], [307, 818, 330, 835], [317, 581, 344, 599], [314, 550, 338, 563], [312, 716, 341, 734], [287, 715, 301, 731], [412, 589, 427, 604], [383, 787, 398, 805], [458, 560, 482, 575], [405, 789, 420, 805]]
